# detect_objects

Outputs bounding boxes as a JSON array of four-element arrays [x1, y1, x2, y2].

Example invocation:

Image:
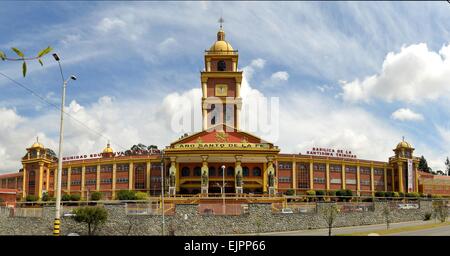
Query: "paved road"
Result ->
[[385, 223, 450, 236], [239, 220, 435, 236]]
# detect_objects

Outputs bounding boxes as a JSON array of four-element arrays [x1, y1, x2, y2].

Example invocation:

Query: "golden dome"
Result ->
[[396, 140, 413, 149], [209, 29, 234, 53], [30, 137, 44, 149], [103, 143, 113, 153]]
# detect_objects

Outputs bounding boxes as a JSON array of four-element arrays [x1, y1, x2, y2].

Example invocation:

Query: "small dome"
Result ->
[[30, 137, 44, 149], [103, 143, 113, 153], [396, 141, 413, 149], [208, 29, 234, 53]]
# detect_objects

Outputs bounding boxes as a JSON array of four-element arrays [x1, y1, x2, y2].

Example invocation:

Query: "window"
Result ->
[[208, 167, 216, 176], [86, 166, 97, 173], [346, 179, 356, 185], [101, 178, 112, 184], [278, 162, 292, 169], [243, 167, 249, 177], [101, 165, 113, 172], [330, 165, 342, 172], [314, 177, 325, 184], [62, 169, 68, 176], [85, 179, 96, 185], [217, 60, 226, 71], [252, 167, 262, 177], [278, 177, 291, 183], [374, 180, 384, 186], [116, 178, 129, 183], [360, 167, 371, 175], [361, 180, 370, 186], [374, 168, 384, 175], [117, 164, 129, 172], [345, 166, 357, 173], [181, 167, 190, 177], [297, 163, 309, 189], [71, 180, 81, 186], [313, 163, 326, 171], [227, 166, 234, 177], [71, 167, 81, 174], [330, 178, 341, 184], [194, 167, 201, 177]]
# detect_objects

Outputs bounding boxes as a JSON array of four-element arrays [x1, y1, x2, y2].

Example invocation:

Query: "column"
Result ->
[[356, 165, 361, 196], [206, 61, 211, 72], [266, 157, 276, 195], [129, 162, 134, 191], [370, 164, 375, 195], [398, 162, 404, 193], [176, 162, 180, 192], [232, 60, 237, 71], [202, 108, 208, 131], [96, 164, 101, 191], [292, 160, 297, 192], [46, 167, 50, 192], [384, 166, 388, 192], [326, 163, 330, 191], [391, 168, 395, 192], [263, 162, 268, 193], [341, 163, 346, 190], [146, 162, 151, 192], [38, 163, 44, 199], [112, 163, 117, 199], [235, 107, 241, 130], [415, 163, 419, 193], [309, 160, 314, 190], [54, 168, 57, 192], [201, 155, 209, 194], [168, 157, 177, 195], [22, 164, 27, 198], [67, 167, 71, 193], [81, 165, 86, 199]]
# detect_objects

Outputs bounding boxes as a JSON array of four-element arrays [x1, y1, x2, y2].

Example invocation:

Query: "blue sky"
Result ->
[[1, 1, 450, 173]]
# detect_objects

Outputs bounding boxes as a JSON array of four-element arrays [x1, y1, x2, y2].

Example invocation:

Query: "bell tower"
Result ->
[[201, 18, 243, 131]]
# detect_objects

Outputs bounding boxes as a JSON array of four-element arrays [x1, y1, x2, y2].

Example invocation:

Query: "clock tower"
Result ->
[[201, 21, 243, 131]]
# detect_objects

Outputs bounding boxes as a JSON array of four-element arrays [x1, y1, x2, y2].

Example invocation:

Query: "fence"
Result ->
[[125, 202, 175, 216], [336, 202, 375, 212], [12, 207, 43, 218], [0, 206, 12, 216], [198, 203, 248, 216]]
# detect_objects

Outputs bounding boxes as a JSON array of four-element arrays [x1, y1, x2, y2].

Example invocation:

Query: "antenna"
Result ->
[[218, 16, 224, 29]]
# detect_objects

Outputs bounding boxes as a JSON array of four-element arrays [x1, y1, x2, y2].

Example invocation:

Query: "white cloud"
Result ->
[[96, 17, 127, 33], [341, 43, 450, 104], [391, 108, 424, 121], [242, 58, 266, 81], [270, 71, 289, 82]]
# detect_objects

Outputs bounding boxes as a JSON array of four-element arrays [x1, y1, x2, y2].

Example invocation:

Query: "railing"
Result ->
[[198, 203, 248, 216], [13, 207, 43, 218]]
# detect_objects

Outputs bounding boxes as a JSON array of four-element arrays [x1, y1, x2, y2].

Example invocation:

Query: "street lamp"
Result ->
[[160, 151, 165, 236], [53, 53, 76, 236], [221, 165, 226, 214]]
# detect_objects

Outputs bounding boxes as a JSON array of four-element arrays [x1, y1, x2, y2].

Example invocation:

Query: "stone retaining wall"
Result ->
[[0, 200, 441, 235]]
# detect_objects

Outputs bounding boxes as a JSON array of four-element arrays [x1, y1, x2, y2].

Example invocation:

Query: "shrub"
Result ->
[[72, 206, 108, 235], [25, 195, 38, 202], [117, 190, 137, 200], [393, 192, 399, 198], [423, 212, 432, 221], [41, 192, 50, 201], [327, 190, 336, 196], [406, 192, 420, 198], [398, 192, 405, 198], [306, 190, 316, 196], [62, 194, 72, 201], [315, 190, 325, 196], [384, 191, 394, 198], [70, 194, 81, 201], [375, 191, 385, 197], [285, 189, 295, 196], [135, 192, 149, 200], [90, 192, 102, 201]]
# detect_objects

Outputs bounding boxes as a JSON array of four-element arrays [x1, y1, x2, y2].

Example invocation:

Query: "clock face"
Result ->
[[215, 84, 228, 96]]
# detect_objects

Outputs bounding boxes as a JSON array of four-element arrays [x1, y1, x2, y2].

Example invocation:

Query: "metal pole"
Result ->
[[161, 152, 165, 236], [54, 61, 66, 236], [222, 165, 225, 214]]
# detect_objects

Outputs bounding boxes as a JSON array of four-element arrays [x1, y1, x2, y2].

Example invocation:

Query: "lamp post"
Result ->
[[53, 53, 76, 236], [160, 151, 165, 236], [221, 165, 226, 214]]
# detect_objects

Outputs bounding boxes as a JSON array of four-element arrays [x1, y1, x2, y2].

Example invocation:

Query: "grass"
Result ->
[[337, 221, 450, 236]]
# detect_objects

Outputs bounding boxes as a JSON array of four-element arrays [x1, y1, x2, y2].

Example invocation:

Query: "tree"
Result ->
[[320, 203, 339, 236], [72, 206, 108, 236], [0, 46, 52, 77], [382, 203, 392, 229], [445, 157, 450, 176], [418, 156, 432, 173]]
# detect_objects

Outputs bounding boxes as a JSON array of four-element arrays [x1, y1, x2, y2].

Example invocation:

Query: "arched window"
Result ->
[[194, 167, 201, 177], [243, 167, 249, 177], [181, 167, 190, 177], [227, 166, 234, 176], [217, 60, 226, 71], [252, 167, 262, 177], [218, 167, 224, 176], [209, 166, 216, 176]]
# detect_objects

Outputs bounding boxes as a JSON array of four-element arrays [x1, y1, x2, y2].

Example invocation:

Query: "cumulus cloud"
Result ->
[[391, 108, 424, 121], [242, 58, 266, 81], [341, 43, 450, 104], [96, 17, 127, 33], [270, 71, 289, 82]]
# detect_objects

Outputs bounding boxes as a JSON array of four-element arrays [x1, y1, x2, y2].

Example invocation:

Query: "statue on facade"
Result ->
[[236, 170, 243, 187], [268, 171, 274, 187], [201, 170, 208, 186], [169, 171, 176, 187]]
